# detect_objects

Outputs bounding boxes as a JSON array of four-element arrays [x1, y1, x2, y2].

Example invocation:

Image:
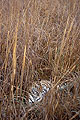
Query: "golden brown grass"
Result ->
[[0, 0, 80, 119]]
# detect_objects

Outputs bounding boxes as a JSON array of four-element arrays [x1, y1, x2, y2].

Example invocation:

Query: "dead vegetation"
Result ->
[[0, 0, 80, 119]]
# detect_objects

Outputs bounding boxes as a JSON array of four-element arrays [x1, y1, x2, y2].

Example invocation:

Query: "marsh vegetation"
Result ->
[[0, 0, 80, 119]]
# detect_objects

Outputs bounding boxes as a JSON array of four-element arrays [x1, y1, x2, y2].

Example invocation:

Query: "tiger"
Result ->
[[28, 80, 51, 105], [28, 79, 74, 105]]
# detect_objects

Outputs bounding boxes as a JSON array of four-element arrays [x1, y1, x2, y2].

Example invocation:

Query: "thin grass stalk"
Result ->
[[65, 18, 75, 42], [12, 29, 17, 84], [5, 31, 10, 72], [20, 45, 26, 96], [56, 16, 70, 65], [49, 47, 52, 64], [11, 19, 19, 99], [69, 110, 80, 120]]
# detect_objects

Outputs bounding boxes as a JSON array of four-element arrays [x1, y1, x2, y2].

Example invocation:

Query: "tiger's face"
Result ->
[[28, 80, 51, 105]]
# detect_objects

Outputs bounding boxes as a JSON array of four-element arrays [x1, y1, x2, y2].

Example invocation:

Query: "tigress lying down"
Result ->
[[28, 80, 74, 105]]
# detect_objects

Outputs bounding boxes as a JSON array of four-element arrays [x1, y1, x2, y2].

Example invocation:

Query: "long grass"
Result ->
[[0, 0, 80, 119]]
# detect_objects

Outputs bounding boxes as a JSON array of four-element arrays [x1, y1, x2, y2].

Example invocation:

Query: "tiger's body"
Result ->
[[28, 80, 74, 105]]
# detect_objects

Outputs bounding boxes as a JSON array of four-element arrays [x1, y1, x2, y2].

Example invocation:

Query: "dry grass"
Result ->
[[0, 0, 80, 120]]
